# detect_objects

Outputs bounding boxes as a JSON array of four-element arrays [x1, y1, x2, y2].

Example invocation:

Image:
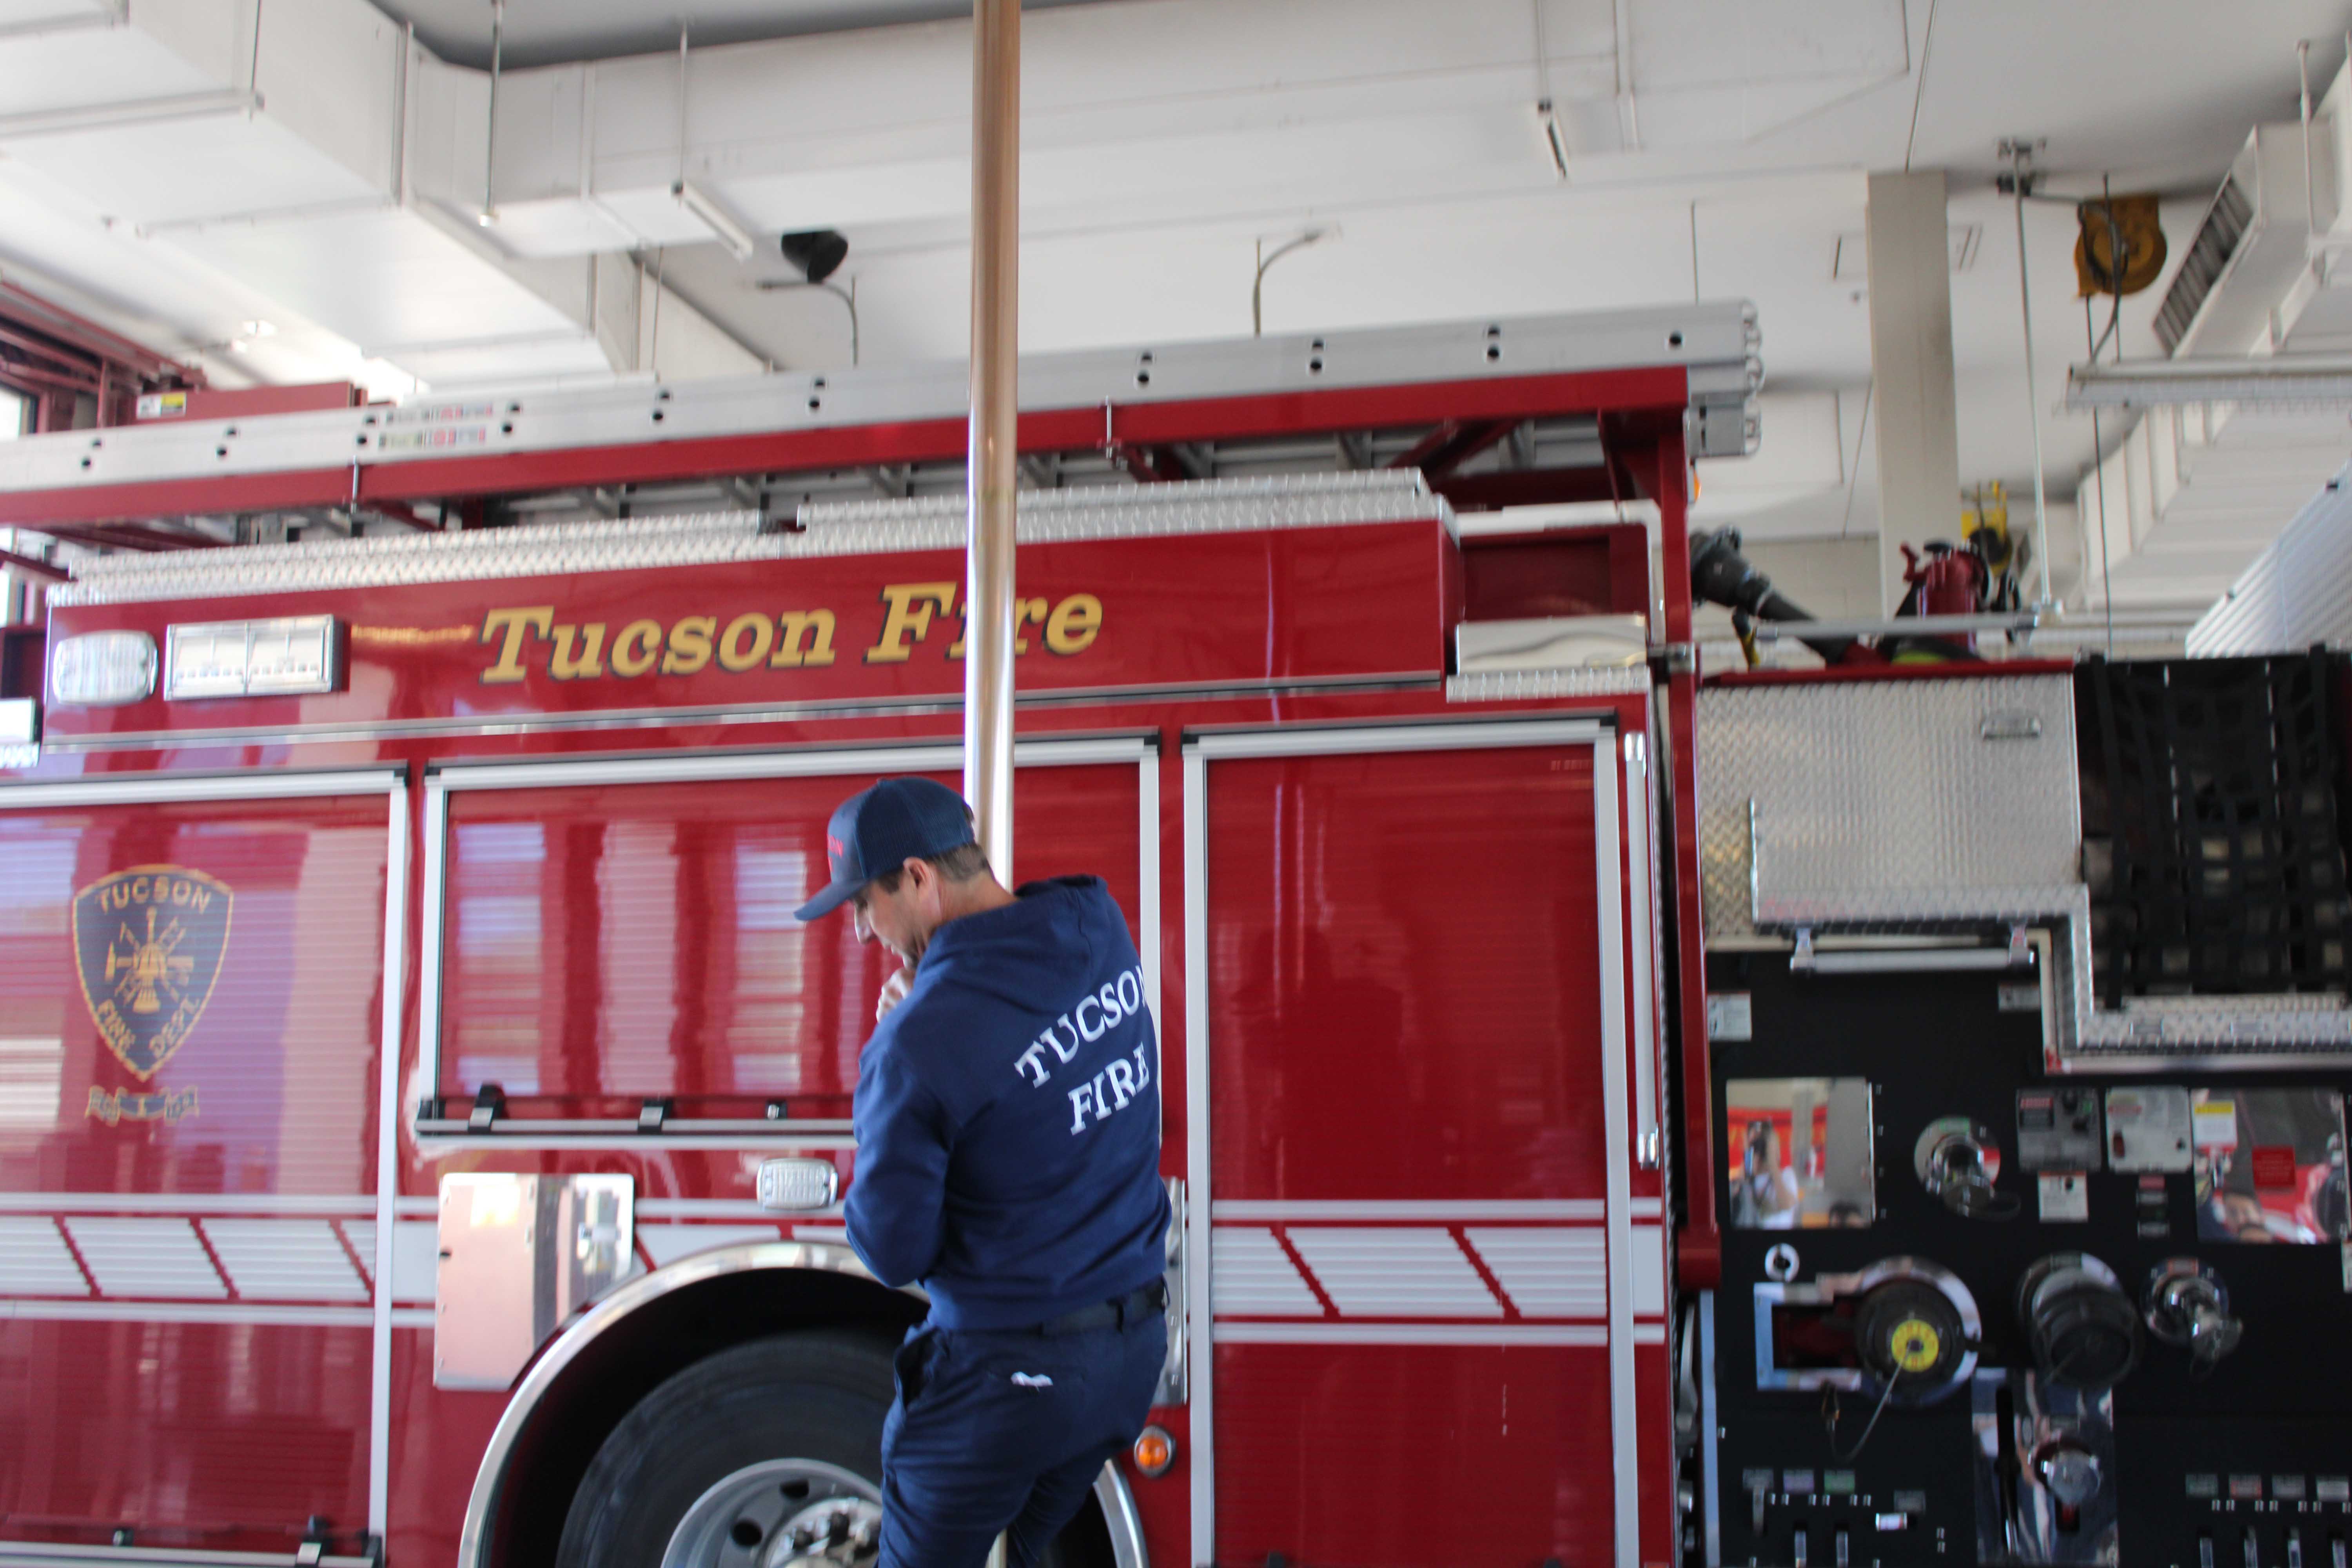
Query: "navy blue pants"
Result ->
[[878, 1305, 1165, 1568]]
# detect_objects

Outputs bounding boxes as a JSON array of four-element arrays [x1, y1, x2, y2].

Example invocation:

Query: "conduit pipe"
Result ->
[[965, 0, 1020, 882], [2001, 138, 2054, 608]]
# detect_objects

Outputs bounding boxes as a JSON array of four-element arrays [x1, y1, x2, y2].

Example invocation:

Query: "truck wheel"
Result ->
[[555, 1330, 1115, 1568], [557, 1331, 893, 1568]]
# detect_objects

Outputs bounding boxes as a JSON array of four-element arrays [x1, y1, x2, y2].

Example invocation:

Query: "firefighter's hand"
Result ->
[[875, 967, 912, 1023]]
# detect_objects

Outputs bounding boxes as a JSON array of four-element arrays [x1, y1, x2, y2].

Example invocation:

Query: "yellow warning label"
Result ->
[[1889, 1319, 1942, 1372]]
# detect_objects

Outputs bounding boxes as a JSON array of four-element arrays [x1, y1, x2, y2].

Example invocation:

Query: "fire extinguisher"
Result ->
[[1899, 540, 1988, 619], [1891, 540, 1989, 658]]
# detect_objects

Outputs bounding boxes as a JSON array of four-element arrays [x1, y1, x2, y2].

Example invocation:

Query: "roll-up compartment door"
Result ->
[[0, 783, 394, 1544], [1192, 728, 1635, 1568], [433, 756, 1147, 1112]]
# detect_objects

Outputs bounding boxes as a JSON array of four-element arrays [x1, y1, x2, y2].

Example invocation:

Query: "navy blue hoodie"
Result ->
[[844, 876, 1169, 1330]]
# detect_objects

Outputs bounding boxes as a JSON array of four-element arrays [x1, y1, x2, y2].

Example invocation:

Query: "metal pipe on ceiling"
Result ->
[[965, 0, 1020, 883], [2001, 138, 2054, 610], [478, 0, 503, 226]]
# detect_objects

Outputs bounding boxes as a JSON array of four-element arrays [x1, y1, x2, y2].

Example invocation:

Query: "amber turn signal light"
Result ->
[[1131, 1425, 1175, 1477]]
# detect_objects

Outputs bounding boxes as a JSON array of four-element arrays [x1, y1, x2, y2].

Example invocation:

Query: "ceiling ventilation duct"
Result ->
[[2076, 83, 2352, 617], [2185, 463, 2352, 655], [2153, 123, 2329, 360], [2153, 168, 2255, 355]]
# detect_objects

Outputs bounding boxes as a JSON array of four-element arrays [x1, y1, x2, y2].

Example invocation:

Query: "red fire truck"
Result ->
[[0, 305, 1760, 1568]]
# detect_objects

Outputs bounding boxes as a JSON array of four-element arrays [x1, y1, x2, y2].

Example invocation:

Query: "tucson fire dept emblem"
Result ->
[[72, 866, 233, 1079]]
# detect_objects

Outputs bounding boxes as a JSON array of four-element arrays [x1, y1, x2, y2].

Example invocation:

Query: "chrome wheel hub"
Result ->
[[660, 1457, 882, 1568]]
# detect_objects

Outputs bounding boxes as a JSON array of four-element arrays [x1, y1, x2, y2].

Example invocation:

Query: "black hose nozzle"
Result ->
[[1688, 527, 1853, 663]]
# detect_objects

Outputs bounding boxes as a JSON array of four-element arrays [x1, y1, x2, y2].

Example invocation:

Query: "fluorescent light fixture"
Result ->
[[675, 179, 756, 262], [2067, 354, 2352, 410]]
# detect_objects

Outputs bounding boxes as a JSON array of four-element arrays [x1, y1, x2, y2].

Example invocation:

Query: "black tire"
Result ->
[[557, 1330, 895, 1568], [555, 1330, 1115, 1568]]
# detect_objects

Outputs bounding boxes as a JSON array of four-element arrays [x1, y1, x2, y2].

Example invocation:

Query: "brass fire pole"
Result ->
[[965, 0, 1019, 882]]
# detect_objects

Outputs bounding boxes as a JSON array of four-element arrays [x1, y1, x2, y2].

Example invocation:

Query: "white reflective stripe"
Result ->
[[1208, 1228, 1321, 1318], [1632, 1224, 1666, 1316], [1623, 737, 1661, 1165], [1593, 730, 1639, 1568], [392, 1221, 438, 1304], [62, 1217, 227, 1299], [0, 1192, 371, 1215], [338, 1220, 374, 1284], [1632, 1323, 1668, 1345], [1214, 1323, 1608, 1347], [337, 1220, 439, 1303], [1628, 1196, 1662, 1218], [372, 773, 410, 1545], [637, 1199, 791, 1220], [432, 737, 1142, 793], [0, 1300, 366, 1327], [407, 1134, 854, 1151], [0, 1217, 90, 1296], [1284, 1227, 1500, 1318], [1181, 746, 1214, 1562], [1189, 719, 1609, 760], [0, 1539, 373, 1567], [1464, 1227, 1607, 1318], [0, 769, 402, 809], [200, 1220, 369, 1302], [637, 1224, 784, 1267], [1212, 1198, 1604, 1221]]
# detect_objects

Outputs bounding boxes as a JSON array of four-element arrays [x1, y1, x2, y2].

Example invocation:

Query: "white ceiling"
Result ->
[[2, 0, 2349, 619]]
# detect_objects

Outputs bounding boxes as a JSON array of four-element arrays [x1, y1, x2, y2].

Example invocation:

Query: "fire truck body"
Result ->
[[0, 307, 1733, 1568]]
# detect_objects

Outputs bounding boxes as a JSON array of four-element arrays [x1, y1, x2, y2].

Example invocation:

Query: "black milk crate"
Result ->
[[2078, 652, 2352, 1003]]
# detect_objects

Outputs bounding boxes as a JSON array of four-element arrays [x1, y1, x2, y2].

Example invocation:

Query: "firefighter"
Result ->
[[794, 776, 1170, 1568]]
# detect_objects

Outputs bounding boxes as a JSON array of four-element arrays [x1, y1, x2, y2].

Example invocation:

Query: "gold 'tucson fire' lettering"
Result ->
[[473, 584, 1098, 686]]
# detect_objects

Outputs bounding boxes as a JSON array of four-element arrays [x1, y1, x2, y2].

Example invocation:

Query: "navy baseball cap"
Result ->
[[793, 776, 977, 921]]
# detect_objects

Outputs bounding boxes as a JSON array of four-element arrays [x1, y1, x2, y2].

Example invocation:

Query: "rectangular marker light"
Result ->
[[165, 616, 342, 700]]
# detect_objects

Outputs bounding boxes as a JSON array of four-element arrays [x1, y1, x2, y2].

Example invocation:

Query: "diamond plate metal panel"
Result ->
[[2052, 906, 2352, 1056], [796, 470, 1444, 531], [1697, 676, 2081, 936], [54, 474, 1452, 606]]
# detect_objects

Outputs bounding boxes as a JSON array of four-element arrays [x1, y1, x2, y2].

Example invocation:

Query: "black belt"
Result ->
[[1028, 1279, 1167, 1338]]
